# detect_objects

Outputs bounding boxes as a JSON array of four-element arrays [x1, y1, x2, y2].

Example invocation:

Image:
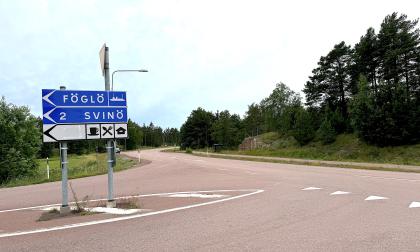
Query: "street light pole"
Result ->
[[111, 69, 148, 91], [103, 46, 116, 208]]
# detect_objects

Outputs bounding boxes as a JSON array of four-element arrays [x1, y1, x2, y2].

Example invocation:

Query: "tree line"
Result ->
[[181, 13, 420, 148], [0, 97, 179, 183]]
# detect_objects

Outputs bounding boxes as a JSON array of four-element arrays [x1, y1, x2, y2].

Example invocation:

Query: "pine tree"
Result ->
[[304, 42, 355, 132]]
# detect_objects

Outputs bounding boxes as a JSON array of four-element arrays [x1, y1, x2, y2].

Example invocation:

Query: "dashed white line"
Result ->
[[330, 191, 351, 195], [409, 202, 420, 208], [365, 195, 388, 201], [302, 187, 322, 191]]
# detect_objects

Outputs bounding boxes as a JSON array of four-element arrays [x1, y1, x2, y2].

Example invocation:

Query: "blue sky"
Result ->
[[1, 0, 419, 128]]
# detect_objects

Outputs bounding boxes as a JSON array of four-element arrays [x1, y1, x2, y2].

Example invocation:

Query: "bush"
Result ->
[[0, 97, 41, 183], [317, 119, 336, 144], [185, 148, 193, 154], [291, 108, 316, 146]]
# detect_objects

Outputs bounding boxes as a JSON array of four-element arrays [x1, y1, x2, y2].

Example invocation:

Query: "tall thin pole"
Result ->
[[59, 85, 70, 214], [104, 46, 116, 207], [46, 157, 50, 180]]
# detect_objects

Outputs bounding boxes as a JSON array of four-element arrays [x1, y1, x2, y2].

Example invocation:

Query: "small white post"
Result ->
[[46, 157, 50, 180], [138, 150, 140, 163]]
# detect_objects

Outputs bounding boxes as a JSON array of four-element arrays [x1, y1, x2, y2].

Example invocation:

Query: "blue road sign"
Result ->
[[42, 89, 127, 108], [43, 107, 128, 124], [42, 89, 128, 124]]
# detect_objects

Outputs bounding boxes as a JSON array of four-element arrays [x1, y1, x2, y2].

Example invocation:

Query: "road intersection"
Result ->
[[1, 149, 420, 251]]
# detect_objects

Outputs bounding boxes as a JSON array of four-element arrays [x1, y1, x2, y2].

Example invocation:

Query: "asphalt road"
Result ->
[[1, 149, 420, 251]]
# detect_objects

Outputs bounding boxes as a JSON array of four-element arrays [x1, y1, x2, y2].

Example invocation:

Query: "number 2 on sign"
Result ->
[[59, 112, 66, 121]]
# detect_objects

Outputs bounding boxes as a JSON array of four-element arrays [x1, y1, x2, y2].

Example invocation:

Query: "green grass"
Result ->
[[1, 153, 138, 188], [222, 133, 420, 166]]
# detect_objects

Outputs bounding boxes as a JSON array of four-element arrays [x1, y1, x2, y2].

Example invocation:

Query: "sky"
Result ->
[[0, 0, 419, 128]]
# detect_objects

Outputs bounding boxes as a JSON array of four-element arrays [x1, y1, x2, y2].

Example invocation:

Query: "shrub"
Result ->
[[0, 98, 41, 183], [291, 108, 316, 146], [317, 119, 337, 144]]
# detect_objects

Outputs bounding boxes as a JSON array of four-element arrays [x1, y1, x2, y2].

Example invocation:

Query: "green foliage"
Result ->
[[349, 12, 420, 146], [180, 107, 215, 149], [1, 153, 136, 188], [178, 12, 420, 149], [259, 82, 301, 133], [0, 97, 41, 183], [211, 110, 244, 148], [126, 119, 143, 150], [243, 103, 263, 136], [317, 118, 337, 144], [163, 127, 180, 146], [230, 134, 420, 166], [303, 41, 354, 129], [291, 108, 316, 146]]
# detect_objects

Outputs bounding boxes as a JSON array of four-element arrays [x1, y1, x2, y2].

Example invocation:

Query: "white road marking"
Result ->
[[217, 168, 227, 171], [0, 189, 256, 214], [0, 189, 264, 238], [409, 202, 420, 208], [330, 191, 351, 195], [365, 195, 388, 201], [166, 193, 226, 199], [302, 187, 322, 191], [193, 159, 204, 162], [88, 207, 143, 215]]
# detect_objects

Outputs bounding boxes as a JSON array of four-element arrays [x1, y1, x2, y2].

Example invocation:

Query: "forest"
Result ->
[[180, 13, 420, 149]]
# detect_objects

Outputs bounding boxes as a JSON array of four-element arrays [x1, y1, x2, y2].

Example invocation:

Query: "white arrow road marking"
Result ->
[[302, 187, 322, 191], [330, 191, 351, 195], [365, 195, 388, 201], [42, 90, 56, 106], [409, 202, 420, 208]]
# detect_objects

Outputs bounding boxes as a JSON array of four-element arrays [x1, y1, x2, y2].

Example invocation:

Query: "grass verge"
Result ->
[[191, 152, 420, 173], [227, 134, 420, 166], [1, 153, 138, 188]]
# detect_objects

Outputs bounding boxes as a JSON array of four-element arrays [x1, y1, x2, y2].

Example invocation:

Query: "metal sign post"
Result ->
[[59, 86, 70, 214], [103, 45, 116, 208], [41, 45, 129, 212]]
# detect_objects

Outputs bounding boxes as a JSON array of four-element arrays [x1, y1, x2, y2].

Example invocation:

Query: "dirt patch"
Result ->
[[93, 197, 142, 209], [37, 208, 96, 222]]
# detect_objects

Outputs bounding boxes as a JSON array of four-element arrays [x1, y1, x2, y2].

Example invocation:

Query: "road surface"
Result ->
[[1, 149, 420, 251]]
